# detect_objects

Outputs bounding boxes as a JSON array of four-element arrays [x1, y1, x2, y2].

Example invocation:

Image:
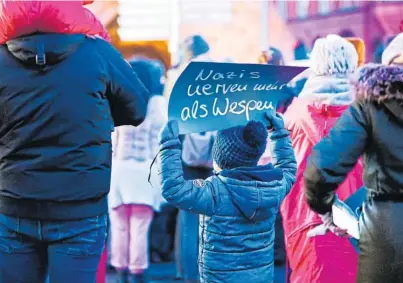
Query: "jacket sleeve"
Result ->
[[268, 128, 297, 198], [158, 131, 218, 216], [99, 40, 149, 127], [304, 102, 369, 215]]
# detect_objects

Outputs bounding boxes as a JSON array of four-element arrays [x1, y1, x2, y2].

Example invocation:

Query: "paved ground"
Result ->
[[106, 262, 287, 283]]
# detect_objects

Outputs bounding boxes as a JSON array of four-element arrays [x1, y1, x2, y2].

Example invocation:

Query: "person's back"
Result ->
[[0, 33, 149, 283], [281, 34, 362, 283], [304, 64, 403, 283], [158, 114, 296, 283]]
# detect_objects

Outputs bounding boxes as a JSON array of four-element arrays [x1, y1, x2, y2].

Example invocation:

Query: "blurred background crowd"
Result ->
[[82, 1, 403, 282]]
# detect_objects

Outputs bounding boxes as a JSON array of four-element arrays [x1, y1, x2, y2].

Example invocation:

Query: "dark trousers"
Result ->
[[0, 213, 107, 283], [357, 200, 403, 283], [149, 204, 177, 260], [274, 212, 286, 264]]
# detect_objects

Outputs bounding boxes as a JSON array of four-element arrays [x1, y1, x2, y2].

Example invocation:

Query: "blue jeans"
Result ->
[[0, 213, 107, 283]]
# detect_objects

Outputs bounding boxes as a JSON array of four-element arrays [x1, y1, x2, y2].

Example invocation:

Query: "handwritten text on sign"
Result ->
[[168, 62, 307, 134]]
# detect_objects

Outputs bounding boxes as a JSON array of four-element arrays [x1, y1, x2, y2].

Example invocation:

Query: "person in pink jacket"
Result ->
[[0, 0, 110, 43], [281, 34, 363, 283]]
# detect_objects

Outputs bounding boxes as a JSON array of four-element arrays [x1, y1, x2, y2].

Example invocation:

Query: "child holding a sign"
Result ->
[[158, 113, 296, 283]]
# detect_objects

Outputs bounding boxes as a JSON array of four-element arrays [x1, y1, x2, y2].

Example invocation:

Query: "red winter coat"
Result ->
[[0, 0, 110, 44], [281, 75, 362, 283]]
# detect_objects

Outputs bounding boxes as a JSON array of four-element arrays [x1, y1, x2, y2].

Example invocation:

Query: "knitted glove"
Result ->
[[265, 112, 285, 131]]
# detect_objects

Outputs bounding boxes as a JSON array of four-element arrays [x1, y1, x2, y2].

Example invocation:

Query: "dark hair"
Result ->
[[294, 40, 309, 60], [182, 35, 210, 59], [129, 58, 164, 95]]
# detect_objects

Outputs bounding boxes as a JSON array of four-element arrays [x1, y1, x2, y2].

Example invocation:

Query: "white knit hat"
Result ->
[[310, 34, 358, 76], [382, 33, 403, 66]]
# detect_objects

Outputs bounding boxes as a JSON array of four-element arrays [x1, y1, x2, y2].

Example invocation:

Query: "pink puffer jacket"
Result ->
[[281, 75, 362, 283]]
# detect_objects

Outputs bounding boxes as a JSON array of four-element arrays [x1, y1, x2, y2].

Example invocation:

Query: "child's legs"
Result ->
[[109, 205, 130, 270], [128, 204, 154, 274]]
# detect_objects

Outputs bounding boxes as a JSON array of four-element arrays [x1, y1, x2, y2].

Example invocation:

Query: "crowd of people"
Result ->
[[1, 2, 403, 283]]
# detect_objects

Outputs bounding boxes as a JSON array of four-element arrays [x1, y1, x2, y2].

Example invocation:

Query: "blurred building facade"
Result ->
[[88, 0, 403, 67], [272, 0, 403, 62], [87, 0, 296, 66]]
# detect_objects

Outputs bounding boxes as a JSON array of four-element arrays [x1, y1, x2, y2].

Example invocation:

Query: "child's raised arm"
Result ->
[[157, 121, 219, 216], [266, 113, 297, 196]]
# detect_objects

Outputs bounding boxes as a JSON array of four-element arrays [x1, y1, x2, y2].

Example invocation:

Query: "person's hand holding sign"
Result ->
[[264, 112, 285, 132]]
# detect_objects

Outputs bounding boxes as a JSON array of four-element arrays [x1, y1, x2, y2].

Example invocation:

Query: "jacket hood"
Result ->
[[129, 59, 164, 95], [353, 64, 403, 123], [6, 33, 86, 69], [218, 164, 283, 222], [298, 75, 354, 105]]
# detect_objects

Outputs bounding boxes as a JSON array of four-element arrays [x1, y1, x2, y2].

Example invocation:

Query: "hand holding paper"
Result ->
[[332, 198, 360, 239], [307, 212, 349, 238]]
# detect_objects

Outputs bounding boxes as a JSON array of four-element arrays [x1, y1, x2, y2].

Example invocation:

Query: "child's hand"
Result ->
[[159, 120, 180, 143], [265, 112, 285, 131]]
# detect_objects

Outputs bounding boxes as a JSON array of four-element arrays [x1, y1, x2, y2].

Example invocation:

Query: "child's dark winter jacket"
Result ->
[[158, 125, 296, 283]]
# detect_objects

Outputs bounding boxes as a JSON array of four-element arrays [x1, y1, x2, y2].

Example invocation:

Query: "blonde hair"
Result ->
[[310, 34, 358, 76]]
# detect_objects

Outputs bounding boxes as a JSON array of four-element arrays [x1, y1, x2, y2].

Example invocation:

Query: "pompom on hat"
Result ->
[[212, 121, 268, 170], [382, 33, 403, 66]]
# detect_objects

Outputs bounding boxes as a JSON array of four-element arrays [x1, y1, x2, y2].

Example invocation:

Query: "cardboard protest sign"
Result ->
[[168, 62, 307, 134]]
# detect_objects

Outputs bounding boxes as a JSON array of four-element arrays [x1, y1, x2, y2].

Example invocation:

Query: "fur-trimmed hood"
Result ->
[[353, 64, 403, 124], [298, 74, 354, 105], [353, 64, 403, 102]]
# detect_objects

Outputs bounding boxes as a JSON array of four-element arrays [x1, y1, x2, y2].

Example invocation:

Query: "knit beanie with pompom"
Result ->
[[212, 121, 268, 170]]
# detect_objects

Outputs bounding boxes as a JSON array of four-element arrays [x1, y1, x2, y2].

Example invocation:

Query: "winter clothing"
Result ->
[[282, 75, 362, 283], [382, 33, 403, 66], [109, 95, 167, 212], [281, 34, 361, 283], [258, 47, 284, 65], [310, 34, 358, 76], [158, 119, 296, 283], [110, 205, 154, 273], [0, 1, 110, 43], [182, 35, 210, 59], [0, 213, 107, 283], [212, 121, 268, 170], [130, 59, 165, 96], [175, 165, 212, 281], [0, 33, 148, 220], [304, 64, 403, 283]]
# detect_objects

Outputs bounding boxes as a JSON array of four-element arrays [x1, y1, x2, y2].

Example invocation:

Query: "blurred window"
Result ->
[[180, 0, 232, 24], [297, 0, 309, 19], [277, 0, 288, 20], [117, 0, 171, 41], [318, 0, 330, 14], [339, 0, 359, 9]]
